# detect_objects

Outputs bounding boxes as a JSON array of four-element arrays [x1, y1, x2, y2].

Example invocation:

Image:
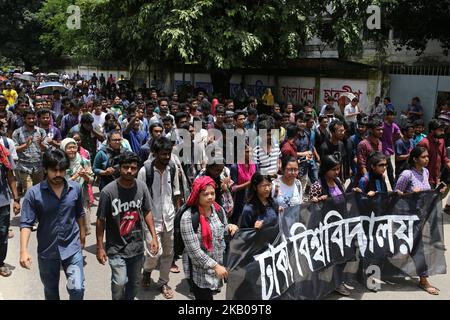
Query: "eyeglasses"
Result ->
[[111, 139, 122, 142], [286, 168, 299, 173]]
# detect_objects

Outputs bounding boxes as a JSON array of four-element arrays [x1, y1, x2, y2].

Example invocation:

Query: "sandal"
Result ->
[[161, 284, 174, 299], [170, 263, 180, 273], [419, 282, 440, 295], [0, 265, 12, 277]]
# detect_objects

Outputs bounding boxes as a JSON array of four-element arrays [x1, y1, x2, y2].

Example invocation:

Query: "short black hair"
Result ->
[[234, 110, 246, 120], [0, 97, 7, 106], [304, 114, 313, 122], [429, 119, 446, 131], [272, 112, 283, 121], [295, 111, 305, 122], [401, 122, 415, 133], [175, 112, 188, 125], [162, 115, 173, 124], [23, 108, 36, 118], [367, 118, 383, 129], [80, 113, 94, 124], [17, 97, 29, 106], [318, 115, 328, 123], [42, 149, 69, 170], [329, 120, 344, 133], [247, 107, 258, 116], [118, 151, 140, 167], [37, 108, 51, 118], [149, 122, 163, 134], [285, 124, 299, 139], [152, 136, 173, 154], [107, 130, 122, 141], [413, 119, 425, 127], [216, 105, 225, 115]]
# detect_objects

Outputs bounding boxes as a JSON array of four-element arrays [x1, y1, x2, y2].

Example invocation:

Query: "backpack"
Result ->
[[173, 203, 225, 257], [144, 159, 176, 198]]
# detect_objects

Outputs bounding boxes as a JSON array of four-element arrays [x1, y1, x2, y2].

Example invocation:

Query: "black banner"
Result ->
[[226, 191, 447, 300]]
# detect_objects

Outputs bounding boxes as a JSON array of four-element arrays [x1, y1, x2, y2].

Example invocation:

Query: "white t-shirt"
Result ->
[[92, 112, 107, 129], [344, 103, 359, 123], [272, 177, 303, 208]]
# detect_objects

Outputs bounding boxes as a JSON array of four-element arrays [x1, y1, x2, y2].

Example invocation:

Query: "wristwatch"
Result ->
[[13, 198, 20, 203]]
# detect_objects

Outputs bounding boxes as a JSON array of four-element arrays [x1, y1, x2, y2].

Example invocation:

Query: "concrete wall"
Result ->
[[388, 75, 450, 126], [173, 72, 382, 111], [58, 66, 130, 81]]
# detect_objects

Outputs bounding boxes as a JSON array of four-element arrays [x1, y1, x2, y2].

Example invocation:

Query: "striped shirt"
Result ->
[[252, 142, 281, 176]]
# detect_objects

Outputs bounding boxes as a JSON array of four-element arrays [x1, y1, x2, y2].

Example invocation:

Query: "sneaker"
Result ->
[[0, 265, 12, 277], [335, 283, 351, 296]]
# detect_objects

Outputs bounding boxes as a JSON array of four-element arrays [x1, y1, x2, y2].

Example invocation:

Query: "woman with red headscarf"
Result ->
[[180, 176, 238, 300]]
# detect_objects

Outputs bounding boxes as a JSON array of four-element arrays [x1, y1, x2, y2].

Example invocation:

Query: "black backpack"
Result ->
[[144, 160, 177, 198], [173, 203, 225, 257]]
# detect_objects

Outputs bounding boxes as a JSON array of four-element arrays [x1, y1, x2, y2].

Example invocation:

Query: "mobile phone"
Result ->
[[436, 182, 446, 191]]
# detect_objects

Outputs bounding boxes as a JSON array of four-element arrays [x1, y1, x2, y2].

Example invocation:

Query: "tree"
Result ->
[[0, 0, 49, 70], [37, 0, 450, 96], [388, 0, 450, 55]]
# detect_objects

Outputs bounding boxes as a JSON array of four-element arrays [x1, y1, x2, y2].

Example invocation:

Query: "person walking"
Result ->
[[20, 149, 86, 300], [96, 151, 159, 300]]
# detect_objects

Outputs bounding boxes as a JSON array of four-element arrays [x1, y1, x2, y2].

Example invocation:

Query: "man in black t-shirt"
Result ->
[[96, 151, 159, 300], [319, 120, 347, 181]]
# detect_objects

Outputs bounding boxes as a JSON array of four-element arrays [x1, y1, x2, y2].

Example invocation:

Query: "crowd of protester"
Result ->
[[1, 72, 450, 299]]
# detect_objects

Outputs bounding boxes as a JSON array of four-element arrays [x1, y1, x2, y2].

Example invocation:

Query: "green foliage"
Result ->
[[32, 0, 450, 73]]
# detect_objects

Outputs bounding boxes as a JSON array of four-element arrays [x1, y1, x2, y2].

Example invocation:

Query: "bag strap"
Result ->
[[2, 136, 8, 149]]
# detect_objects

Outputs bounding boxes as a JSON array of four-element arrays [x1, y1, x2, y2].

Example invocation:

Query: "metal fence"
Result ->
[[389, 64, 450, 76]]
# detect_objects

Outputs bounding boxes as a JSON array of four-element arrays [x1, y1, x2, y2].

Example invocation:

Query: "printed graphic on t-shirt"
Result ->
[[119, 210, 139, 237]]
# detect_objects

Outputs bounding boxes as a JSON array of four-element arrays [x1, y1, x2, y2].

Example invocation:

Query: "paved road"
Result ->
[[1, 187, 450, 300]]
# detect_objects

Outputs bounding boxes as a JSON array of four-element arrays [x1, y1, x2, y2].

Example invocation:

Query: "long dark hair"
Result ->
[[319, 153, 344, 196], [366, 152, 387, 192], [246, 172, 278, 219], [408, 146, 428, 168]]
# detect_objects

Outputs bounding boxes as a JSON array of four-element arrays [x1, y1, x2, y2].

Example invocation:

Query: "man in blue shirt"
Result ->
[[123, 110, 148, 154], [20, 149, 86, 300]]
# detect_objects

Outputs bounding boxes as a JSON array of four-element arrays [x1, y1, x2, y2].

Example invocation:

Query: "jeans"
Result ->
[[108, 254, 143, 300], [307, 161, 319, 184], [38, 250, 85, 300], [0, 205, 10, 265]]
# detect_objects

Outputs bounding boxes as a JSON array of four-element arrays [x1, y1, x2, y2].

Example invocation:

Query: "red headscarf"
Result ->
[[186, 176, 219, 252], [211, 98, 219, 116]]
